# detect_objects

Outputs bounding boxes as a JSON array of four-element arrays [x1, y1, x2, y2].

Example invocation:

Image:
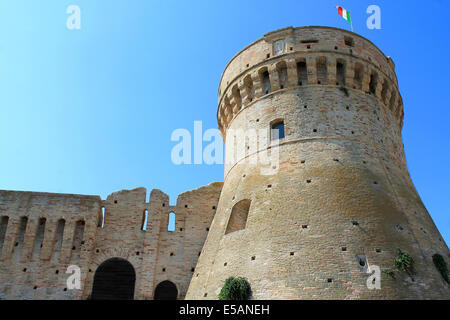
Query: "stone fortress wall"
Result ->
[[0, 26, 449, 300], [0, 182, 223, 299], [185, 26, 450, 299]]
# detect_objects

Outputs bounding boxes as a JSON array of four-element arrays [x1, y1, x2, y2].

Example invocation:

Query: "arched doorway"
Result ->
[[91, 257, 135, 300], [154, 280, 178, 300]]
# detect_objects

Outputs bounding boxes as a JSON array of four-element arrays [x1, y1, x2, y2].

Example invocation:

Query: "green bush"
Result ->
[[339, 86, 349, 96], [382, 268, 396, 280], [432, 253, 449, 284], [218, 277, 252, 300], [394, 248, 415, 280]]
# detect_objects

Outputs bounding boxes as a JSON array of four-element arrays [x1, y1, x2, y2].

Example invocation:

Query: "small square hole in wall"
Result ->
[[55, 270, 59, 274], [290, 252, 295, 256], [301, 160, 305, 164], [267, 184, 272, 188], [114, 200, 117, 204], [266, 53, 270, 58], [307, 45, 311, 49], [327, 278, 333, 283], [246, 63, 249, 67], [96, 249, 100, 253], [344, 37, 354, 47], [306, 180, 311, 184], [162, 268, 166, 272], [180, 228, 183, 231], [170, 252, 174, 256], [162, 203, 165, 207], [251, 256, 256, 261], [301, 224, 308, 229], [342, 247, 347, 251], [212, 206, 216, 210], [191, 268, 195, 272], [352, 221, 359, 226], [313, 129, 317, 132], [376, 248, 381, 253], [136, 251, 140, 256], [23, 268, 27, 272], [33, 286, 38, 290], [204, 293, 208, 297], [198, 252, 201, 256], [185, 205, 188, 208], [63, 288, 67, 292], [290, 47, 293, 51], [224, 262, 227, 266], [304, 105, 307, 109], [206, 228, 209, 231], [89, 269, 92, 273]]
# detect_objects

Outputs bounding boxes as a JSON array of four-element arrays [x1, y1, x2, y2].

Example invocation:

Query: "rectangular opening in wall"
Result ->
[[336, 62, 346, 86], [271, 120, 285, 141], [70, 220, 85, 264], [0, 216, 9, 256], [32, 218, 46, 261], [53, 219, 65, 263], [168, 212, 176, 232], [344, 36, 354, 47], [261, 70, 271, 95], [101, 207, 105, 228], [300, 39, 318, 44], [369, 73, 378, 94], [12, 216, 28, 261], [141, 210, 149, 231], [297, 61, 307, 85]]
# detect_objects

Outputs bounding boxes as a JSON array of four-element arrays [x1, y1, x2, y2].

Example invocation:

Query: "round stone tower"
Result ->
[[186, 26, 450, 299]]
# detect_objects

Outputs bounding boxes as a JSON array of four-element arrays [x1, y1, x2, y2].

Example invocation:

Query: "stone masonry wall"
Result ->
[[0, 181, 223, 300], [185, 26, 450, 299]]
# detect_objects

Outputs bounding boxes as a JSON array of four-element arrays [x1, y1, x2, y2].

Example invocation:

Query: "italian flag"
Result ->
[[336, 6, 351, 23]]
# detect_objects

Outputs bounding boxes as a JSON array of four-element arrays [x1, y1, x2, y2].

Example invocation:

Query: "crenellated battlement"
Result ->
[[0, 182, 223, 299], [217, 26, 404, 136]]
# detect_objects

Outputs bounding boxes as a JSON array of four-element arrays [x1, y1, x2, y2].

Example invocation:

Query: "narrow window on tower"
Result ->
[[271, 120, 285, 141], [168, 212, 176, 232], [141, 210, 149, 231], [336, 61, 346, 86], [260, 68, 271, 95], [369, 72, 378, 94], [296, 60, 307, 85]]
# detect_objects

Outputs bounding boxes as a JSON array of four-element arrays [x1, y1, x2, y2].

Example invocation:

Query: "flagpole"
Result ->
[[350, 13, 354, 32]]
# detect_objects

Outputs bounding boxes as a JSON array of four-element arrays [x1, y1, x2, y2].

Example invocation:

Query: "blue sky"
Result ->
[[0, 0, 448, 243]]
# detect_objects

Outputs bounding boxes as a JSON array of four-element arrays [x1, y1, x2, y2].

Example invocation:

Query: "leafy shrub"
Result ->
[[218, 277, 252, 300], [432, 253, 449, 284], [394, 248, 415, 280], [382, 268, 396, 280], [339, 86, 349, 96]]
